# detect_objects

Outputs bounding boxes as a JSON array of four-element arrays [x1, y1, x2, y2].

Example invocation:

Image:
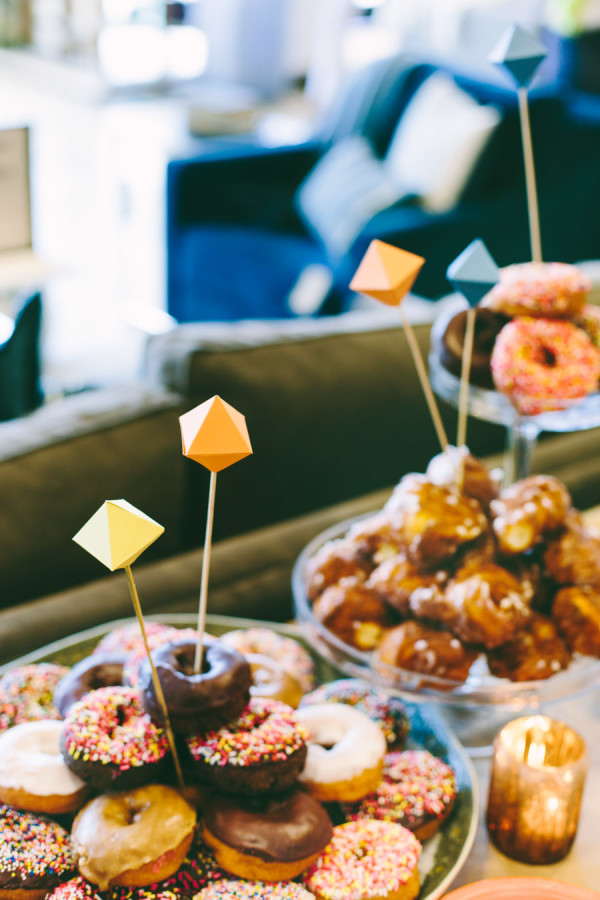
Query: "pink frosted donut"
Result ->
[[484, 262, 591, 318], [491, 317, 600, 415], [304, 820, 421, 900], [0, 663, 69, 732], [95, 622, 176, 657]]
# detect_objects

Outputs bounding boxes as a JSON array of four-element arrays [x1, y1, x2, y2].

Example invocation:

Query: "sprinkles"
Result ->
[[304, 820, 421, 900], [62, 686, 168, 770], [300, 679, 408, 747], [0, 663, 69, 732], [343, 750, 456, 831], [186, 697, 309, 768], [0, 803, 74, 885], [95, 623, 177, 657], [194, 882, 314, 900], [221, 628, 315, 694]]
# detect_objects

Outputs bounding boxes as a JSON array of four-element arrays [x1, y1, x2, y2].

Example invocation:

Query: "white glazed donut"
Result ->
[[295, 702, 386, 802], [0, 719, 88, 814]]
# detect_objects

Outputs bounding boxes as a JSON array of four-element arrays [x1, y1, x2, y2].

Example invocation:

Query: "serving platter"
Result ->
[[1, 613, 478, 900]]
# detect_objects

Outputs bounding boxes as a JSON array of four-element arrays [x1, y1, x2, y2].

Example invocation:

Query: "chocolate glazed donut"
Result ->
[[140, 638, 252, 734], [436, 307, 509, 389], [54, 654, 125, 717]]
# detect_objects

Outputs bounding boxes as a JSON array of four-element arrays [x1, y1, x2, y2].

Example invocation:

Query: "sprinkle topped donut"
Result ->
[[95, 622, 176, 657], [343, 750, 457, 841], [0, 663, 69, 732], [484, 261, 591, 318], [0, 803, 74, 893], [300, 679, 409, 748], [62, 686, 168, 791], [221, 627, 316, 694], [195, 882, 315, 899], [304, 819, 421, 900]]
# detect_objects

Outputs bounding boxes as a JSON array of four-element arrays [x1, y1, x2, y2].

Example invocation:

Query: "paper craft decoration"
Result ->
[[447, 240, 500, 454], [447, 239, 500, 307], [73, 499, 164, 570], [489, 24, 546, 263], [180, 395, 252, 472], [489, 23, 547, 88], [73, 501, 183, 787], [350, 239, 424, 305], [180, 396, 252, 673], [351, 239, 447, 450]]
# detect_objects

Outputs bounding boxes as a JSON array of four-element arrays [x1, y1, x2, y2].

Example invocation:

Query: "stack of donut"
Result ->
[[433, 261, 600, 415], [306, 449, 600, 686], [0, 620, 461, 900]]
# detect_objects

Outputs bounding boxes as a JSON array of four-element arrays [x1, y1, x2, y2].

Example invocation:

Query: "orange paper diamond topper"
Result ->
[[180, 395, 252, 473], [350, 240, 425, 306], [73, 499, 164, 571]]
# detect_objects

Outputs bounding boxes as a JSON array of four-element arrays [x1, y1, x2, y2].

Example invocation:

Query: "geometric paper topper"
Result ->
[[446, 239, 500, 306], [73, 499, 164, 571], [180, 395, 252, 473], [488, 23, 547, 88], [350, 239, 425, 307]]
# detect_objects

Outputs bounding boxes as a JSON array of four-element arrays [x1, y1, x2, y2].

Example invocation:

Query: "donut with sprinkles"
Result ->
[[0, 803, 75, 900], [0, 664, 69, 732], [194, 882, 316, 899], [484, 261, 591, 319], [300, 679, 409, 748], [185, 697, 309, 794], [342, 749, 457, 841], [61, 686, 169, 791], [304, 819, 421, 900], [94, 623, 177, 658]]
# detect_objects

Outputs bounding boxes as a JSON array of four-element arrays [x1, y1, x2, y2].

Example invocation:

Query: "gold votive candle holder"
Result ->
[[486, 715, 587, 865]]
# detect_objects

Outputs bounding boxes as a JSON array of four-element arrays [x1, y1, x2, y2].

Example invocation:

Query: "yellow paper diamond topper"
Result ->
[[73, 499, 164, 571], [350, 239, 425, 306], [180, 395, 252, 473]]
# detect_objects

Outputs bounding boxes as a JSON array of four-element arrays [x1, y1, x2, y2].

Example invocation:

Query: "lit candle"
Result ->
[[486, 715, 587, 864]]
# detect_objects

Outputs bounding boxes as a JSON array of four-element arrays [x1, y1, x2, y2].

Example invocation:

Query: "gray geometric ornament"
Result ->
[[489, 23, 547, 88], [446, 239, 499, 307]]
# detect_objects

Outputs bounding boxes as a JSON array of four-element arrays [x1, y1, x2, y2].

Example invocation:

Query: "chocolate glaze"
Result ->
[[435, 307, 509, 389], [140, 638, 251, 734], [54, 653, 125, 717], [203, 788, 332, 862]]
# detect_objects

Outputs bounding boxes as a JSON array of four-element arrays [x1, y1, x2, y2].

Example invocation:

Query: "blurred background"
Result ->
[[1, 0, 600, 398]]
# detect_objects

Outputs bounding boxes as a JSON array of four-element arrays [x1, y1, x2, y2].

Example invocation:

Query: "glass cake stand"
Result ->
[[292, 515, 600, 756], [429, 302, 600, 482]]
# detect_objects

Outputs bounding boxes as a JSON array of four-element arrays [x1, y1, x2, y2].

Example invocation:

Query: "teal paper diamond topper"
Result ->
[[489, 23, 547, 88], [447, 239, 499, 306]]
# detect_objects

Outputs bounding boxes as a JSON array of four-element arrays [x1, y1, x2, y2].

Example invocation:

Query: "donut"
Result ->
[[248, 654, 303, 709], [304, 539, 374, 602], [0, 803, 75, 900], [311, 578, 397, 651], [185, 697, 309, 795], [53, 654, 125, 717], [486, 612, 571, 681], [195, 882, 316, 900], [202, 787, 332, 882], [0, 720, 87, 814], [553, 585, 600, 656], [0, 663, 69, 732], [295, 703, 386, 802], [376, 621, 478, 685], [139, 637, 251, 735], [342, 749, 456, 841], [45, 877, 101, 900], [435, 306, 509, 388], [300, 679, 409, 749], [221, 628, 316, 694], [123, 628, 197, 689], [490, 317, 600, 416], [483, 261, 591, 318], [94, 622, 176, 657], [61, 686, 169, 792], [491, 474, 571, 555], [71, 784, 196, 890], [303, 820, 421, 900]]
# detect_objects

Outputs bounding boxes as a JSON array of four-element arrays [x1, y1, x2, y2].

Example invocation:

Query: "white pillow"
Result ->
[[384, 72, 501, 214]]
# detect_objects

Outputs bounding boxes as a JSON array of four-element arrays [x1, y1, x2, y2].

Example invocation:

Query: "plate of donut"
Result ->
[[0, 613, 477, 900], [292, 457, 600, 713]]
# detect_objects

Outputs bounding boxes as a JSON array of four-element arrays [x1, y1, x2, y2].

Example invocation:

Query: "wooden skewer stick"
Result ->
[[517, 86, 542, 263], [194, 470, 217, 674], [399, 306, 448, 451], [457, 306, 476, 450], [124, 564, 185, 789]]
